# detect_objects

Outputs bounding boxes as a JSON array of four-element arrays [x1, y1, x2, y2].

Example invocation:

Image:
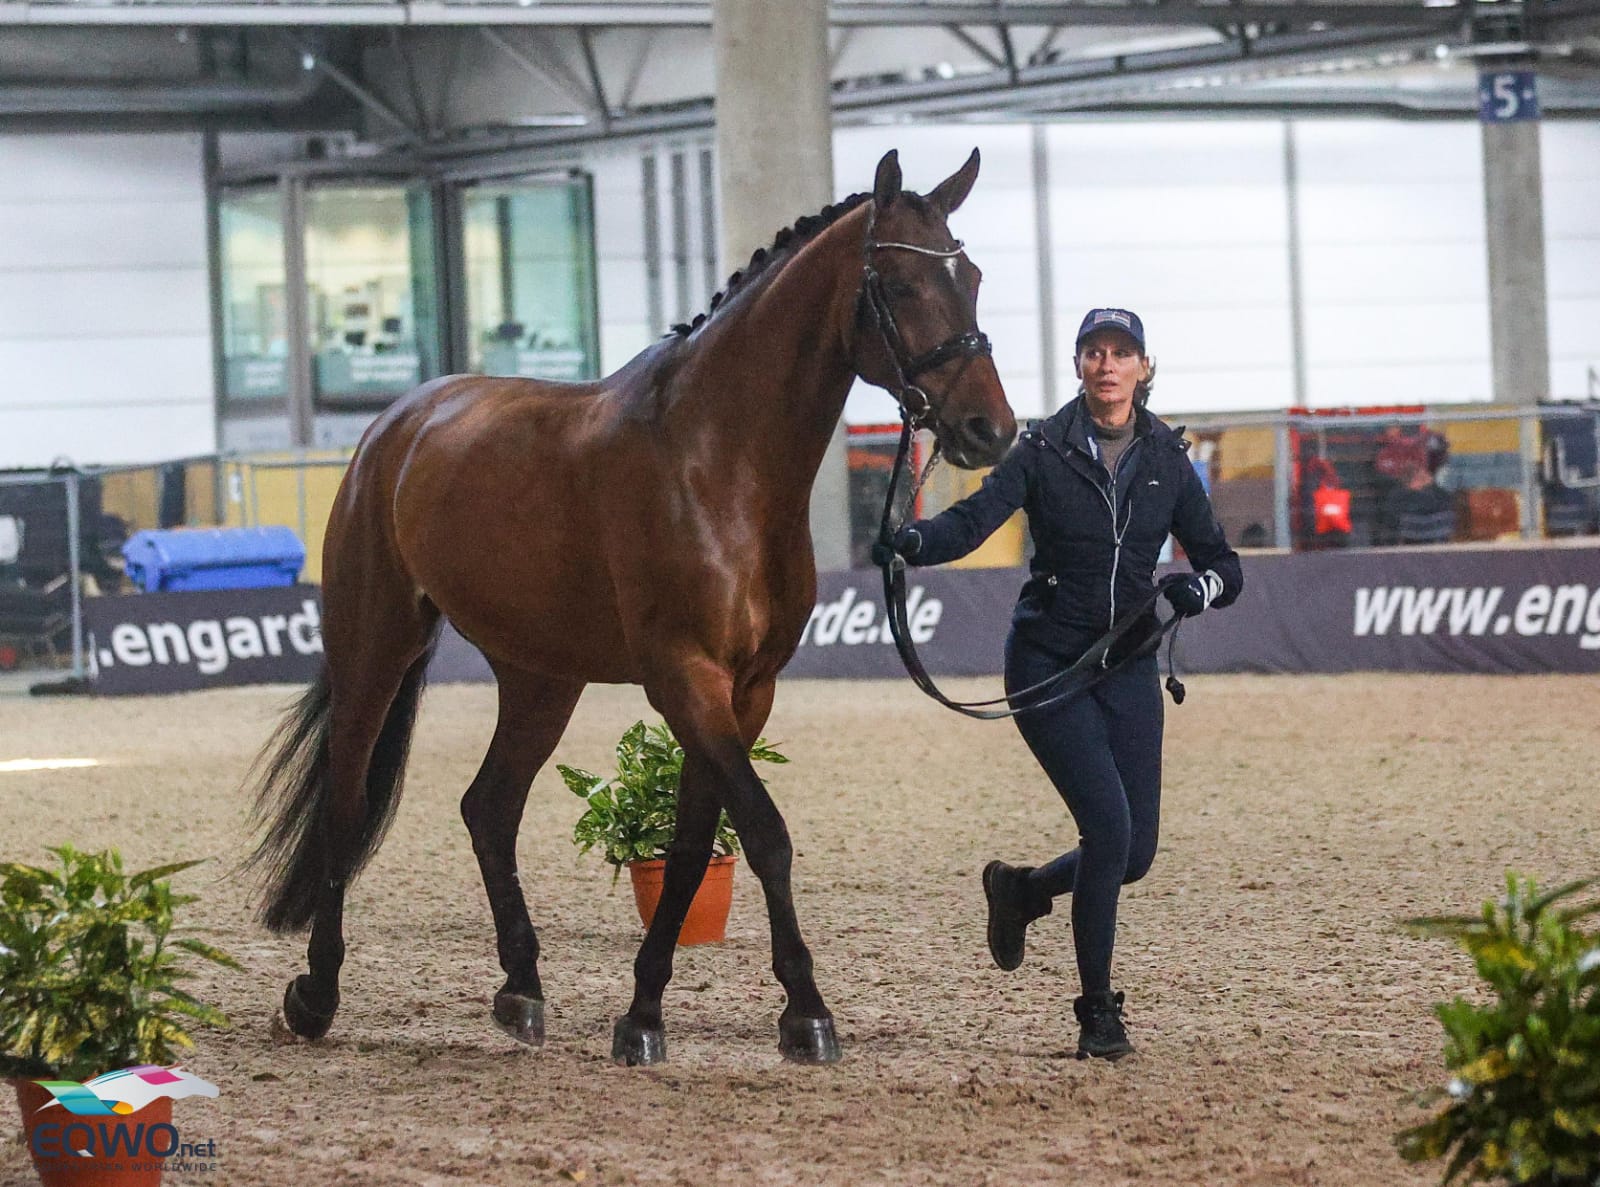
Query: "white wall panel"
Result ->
[[587, 146, 656, 374], [0, 200, 206, 270], [1047, 121, 1293, 414], [0, 270, 208, 340], [1306, 362, 1495, 406], [1299, 242, 1488, 305], [1542, 123, 1600, 398], [0, 134, 201, 200], [1058, 245, 1289, 307], [4, 405, 214, 470], [584, 117, 1600, 418], [0, 338, 212, 409], [843, 377, 904, 426], [1296, 120, 1491, 406], [1548, 299, 1600, 400], [0, 132, 213, 467]]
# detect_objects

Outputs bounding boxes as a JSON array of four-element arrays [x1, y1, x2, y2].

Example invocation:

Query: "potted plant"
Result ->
[[1396, 872, 1600, 1187], [561, 720, 788, 945], [1, 845, 240, 1187]]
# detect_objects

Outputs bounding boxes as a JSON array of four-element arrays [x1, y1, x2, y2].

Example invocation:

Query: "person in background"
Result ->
[[874, 308, 1243, 1060], [1383, 431, 1456, 546]]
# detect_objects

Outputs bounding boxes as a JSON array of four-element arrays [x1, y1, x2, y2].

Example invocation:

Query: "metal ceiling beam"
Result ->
[[0, 74, 322, 114], [0, 0, 1509, 29], [406, 23, 1466, 163], [284, 31, 426, 144]]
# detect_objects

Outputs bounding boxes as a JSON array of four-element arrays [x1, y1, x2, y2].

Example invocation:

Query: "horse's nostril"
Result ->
[[965, 416, 1001, 446]]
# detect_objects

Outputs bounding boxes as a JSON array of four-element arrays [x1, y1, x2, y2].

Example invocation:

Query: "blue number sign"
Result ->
[[1478, 70, 1540, 123]]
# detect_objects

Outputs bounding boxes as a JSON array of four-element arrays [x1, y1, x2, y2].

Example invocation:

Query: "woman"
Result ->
[[879, 307, 1243, 1060]]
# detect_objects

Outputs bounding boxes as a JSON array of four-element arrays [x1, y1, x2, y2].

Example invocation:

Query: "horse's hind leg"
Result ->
[[460, 667, 584, 1047], [279, 567, 439, 1039]]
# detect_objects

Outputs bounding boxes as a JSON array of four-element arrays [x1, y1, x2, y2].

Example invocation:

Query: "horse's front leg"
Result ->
[[610, 753, 719, 1065], [626, 662, 840, 1065]]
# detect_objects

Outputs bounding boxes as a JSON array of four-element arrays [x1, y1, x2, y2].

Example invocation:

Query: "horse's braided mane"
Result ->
[[669, 191, 875, 338]]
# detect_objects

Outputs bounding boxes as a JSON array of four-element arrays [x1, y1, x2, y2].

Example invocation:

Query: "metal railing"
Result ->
[[3, 406, 1597, 679]]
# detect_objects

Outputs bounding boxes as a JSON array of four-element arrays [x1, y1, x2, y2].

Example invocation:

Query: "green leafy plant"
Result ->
[[0, 845, 241, 1083], [561, 720, 788, 881], [1397, 872, 1600, 1186]]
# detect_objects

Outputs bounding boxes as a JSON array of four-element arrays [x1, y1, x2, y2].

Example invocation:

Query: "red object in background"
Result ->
[[1314, 484, 1353, 535], [0, 644, 17, 670], [1288, 405, 1427, 546]]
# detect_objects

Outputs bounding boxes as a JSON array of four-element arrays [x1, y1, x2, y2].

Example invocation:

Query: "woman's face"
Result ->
[[1075, 329, 1150, 425]]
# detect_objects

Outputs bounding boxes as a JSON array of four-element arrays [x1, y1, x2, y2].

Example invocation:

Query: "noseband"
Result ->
[[858, 208, 992, 429]]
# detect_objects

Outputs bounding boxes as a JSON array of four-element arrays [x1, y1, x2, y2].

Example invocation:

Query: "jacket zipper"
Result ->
[[1038, 426, 1143, 663], [1101, 442, 1138, 666]]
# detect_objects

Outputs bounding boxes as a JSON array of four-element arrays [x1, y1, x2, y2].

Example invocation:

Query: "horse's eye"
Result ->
[[886, 280, 916, 299]]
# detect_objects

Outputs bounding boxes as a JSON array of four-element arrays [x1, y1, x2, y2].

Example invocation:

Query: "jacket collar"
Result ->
[[1038, 395, 1184, 459]]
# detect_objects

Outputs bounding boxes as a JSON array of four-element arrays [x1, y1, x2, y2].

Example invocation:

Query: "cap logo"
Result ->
[[1093, 310, 1132, 329]]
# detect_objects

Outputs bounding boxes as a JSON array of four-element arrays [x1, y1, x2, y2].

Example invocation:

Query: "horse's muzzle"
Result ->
[[950, 412, 1015, 468]]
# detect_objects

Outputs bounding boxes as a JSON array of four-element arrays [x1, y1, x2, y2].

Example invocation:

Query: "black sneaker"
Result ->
[[982, 860, 1051, 971], [1074, 990, 1133, 1061]]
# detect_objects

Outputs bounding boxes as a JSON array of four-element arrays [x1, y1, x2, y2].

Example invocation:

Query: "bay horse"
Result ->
[[246, 148, 1016, 1066]]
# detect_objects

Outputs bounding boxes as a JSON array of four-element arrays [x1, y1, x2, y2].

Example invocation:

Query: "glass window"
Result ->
[[219, 188, 289, 403], [462, 176, 599, 382], [305, 184, 439, 404]]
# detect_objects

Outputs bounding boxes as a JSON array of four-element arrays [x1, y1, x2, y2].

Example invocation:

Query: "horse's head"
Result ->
[[855, 149, 1017, 469]]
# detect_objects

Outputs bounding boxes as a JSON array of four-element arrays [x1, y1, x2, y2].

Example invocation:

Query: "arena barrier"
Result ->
[[77, 542, 1599, 694], [790, 545, 1600, 678]]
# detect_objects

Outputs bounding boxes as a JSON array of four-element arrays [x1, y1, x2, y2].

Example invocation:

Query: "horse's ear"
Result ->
[[929, 148, 981, 216], [873, 150, 902, 209]]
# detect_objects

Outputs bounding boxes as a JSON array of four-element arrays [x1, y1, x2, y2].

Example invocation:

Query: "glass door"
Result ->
[[461, 175, 599, 382]]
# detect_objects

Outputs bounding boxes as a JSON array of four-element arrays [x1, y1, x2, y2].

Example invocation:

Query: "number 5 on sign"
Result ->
[[1478, 70, 1540, 123]]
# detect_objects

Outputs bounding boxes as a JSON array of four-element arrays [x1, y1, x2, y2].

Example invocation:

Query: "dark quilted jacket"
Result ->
[[904, 395, 1244, 657]]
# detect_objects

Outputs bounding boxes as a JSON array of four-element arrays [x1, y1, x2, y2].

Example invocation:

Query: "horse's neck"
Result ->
[[668, 213, 864, 505]]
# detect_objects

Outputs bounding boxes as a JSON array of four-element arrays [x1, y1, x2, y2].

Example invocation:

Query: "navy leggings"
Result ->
[[1004, 631, 1164, 996]]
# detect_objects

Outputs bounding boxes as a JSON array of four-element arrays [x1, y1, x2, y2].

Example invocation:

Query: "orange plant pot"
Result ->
[[627, 854, 737, 945], [10, 1079, 172, 1187]]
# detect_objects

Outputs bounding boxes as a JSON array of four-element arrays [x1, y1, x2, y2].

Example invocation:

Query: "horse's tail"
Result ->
[[247, 649, 433, 934]]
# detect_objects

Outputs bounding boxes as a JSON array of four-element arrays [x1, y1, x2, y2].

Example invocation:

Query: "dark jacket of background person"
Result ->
[[905, 395, 1244, 657], [1387, 481, 1456, 545]]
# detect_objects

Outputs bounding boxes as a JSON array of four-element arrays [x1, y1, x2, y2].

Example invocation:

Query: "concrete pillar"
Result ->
[[1483, 119, 1551, 405], [713, 0, 851, 570], [1481, 111, 1550, 536]]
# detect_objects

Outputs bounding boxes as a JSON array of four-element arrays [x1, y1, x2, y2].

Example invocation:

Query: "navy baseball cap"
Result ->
[[1076, 308, 1145, 352]]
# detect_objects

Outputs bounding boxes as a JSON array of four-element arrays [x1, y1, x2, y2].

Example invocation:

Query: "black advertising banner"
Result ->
[[85, 586, 324, 695], [85, 588, 498, 695], [81, 543, 1600, 694], [784, 546, 1600, 677], [782, 567, 1017, 678], [1172, 544, 1600, 675]]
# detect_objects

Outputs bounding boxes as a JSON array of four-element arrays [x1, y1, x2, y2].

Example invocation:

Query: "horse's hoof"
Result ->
[[492, 992, 546, 1047], [281, 976, 338, 1040], [779, 1013, 842, 1064], [611, 1016, 667, 1066]]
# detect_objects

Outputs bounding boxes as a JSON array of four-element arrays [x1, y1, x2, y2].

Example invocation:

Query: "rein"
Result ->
[[858, 209, 1187, 720], [875, 410, 1188, 720]]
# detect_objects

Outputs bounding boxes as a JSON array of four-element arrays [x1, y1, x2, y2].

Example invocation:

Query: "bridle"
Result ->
[[860, 206, 1189, 720], [857, 203, 992, 431]]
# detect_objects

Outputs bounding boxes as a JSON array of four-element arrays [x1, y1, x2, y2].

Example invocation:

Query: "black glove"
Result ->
[[1164, 570, 1223, 618], [871, 527, 922, 567]]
